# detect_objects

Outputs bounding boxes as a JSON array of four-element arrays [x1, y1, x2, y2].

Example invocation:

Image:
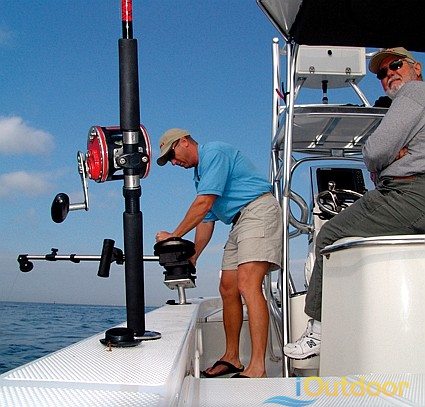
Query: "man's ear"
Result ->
[[413, 61, 422, 78]]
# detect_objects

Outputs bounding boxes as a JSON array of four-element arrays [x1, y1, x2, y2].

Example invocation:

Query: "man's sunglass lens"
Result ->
[[167, 140, 180, 161], [376, 59, 404, 80], [168, 150, 175, 161]]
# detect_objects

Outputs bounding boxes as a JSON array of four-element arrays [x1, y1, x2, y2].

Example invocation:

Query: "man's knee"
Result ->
[[316, 223, 333, 251], [315, 215, 344, 251], [236, 262, 269, 298], [219, 273, 239, 299]]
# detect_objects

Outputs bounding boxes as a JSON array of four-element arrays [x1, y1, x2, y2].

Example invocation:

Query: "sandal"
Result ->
[[201, 360, 244, 378]]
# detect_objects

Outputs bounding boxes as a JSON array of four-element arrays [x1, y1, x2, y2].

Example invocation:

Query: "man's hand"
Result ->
[[395, 146, 408, 160], [155, 231, 174, 242]]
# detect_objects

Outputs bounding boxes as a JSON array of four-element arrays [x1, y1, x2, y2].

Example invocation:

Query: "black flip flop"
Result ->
[[201, 360, 244, 378]]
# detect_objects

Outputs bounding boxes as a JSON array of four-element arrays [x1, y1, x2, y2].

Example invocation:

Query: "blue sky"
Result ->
[[1, 1, 423, 306]]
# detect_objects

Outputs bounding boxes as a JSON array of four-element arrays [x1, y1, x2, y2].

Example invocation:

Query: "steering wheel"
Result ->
[[316, 181, 363, 216]]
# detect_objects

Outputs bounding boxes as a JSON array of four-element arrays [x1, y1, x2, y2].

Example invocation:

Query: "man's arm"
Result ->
[[369, 146, 408, 185], [363, 84, 422, 172], [190, 221, 215, 266], [156, 194, 216, 241]]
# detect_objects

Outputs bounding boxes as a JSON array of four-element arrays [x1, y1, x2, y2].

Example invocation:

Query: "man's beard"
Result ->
[[385, 80, 404, 99], [385, 70, 418, 99]]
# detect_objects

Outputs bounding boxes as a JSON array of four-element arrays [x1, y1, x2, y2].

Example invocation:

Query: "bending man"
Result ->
[[155, 129, 282, 378]]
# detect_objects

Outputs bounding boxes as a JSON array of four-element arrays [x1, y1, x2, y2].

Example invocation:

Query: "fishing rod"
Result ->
[[17, 2, 199, 344], [117, 0, 157, 341], [49, 0, 159, 344]]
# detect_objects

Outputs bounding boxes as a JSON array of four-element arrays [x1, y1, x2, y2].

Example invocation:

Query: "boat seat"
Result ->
[[320, 234, 425, 376]]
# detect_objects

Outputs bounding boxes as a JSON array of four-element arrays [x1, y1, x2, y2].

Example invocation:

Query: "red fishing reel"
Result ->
[[86, 125, 151, 182], [51, 125, 151, 223]]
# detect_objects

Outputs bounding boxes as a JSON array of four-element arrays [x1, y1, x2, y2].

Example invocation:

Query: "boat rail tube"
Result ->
[[321, 235, 425, 256]]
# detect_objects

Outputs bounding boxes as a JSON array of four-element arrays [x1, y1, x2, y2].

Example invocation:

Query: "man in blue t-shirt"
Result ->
[[156, 128, 282, 378]]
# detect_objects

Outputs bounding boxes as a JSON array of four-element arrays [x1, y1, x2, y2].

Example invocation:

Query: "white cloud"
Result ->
[[0, 171, 53, 197], [0, 116, 54, 154]]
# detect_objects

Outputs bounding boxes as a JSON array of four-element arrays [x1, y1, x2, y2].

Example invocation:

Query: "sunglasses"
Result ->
[[167, 139, 181, 161], [376, 59, 412, 80]]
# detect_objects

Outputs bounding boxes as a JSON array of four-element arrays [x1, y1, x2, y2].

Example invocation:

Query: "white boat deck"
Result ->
[[2, 298, 425, 406]]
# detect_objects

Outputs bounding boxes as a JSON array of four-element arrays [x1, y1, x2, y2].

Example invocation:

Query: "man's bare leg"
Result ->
[[203, 269, 244, 376], [237, 261, 270, 378]]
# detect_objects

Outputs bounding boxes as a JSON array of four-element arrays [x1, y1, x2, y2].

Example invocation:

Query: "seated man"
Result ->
[[285, 47, 425, 359]]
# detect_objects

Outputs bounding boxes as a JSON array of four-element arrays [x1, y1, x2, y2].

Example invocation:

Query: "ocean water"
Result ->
[[0, 301, 156, 375]]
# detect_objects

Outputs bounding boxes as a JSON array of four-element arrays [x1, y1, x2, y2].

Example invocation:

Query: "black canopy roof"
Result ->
[[258, 0, 425, 52]]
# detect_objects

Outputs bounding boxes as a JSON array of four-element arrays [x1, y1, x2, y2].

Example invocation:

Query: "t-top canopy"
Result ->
[[257, 0, 425, 52]]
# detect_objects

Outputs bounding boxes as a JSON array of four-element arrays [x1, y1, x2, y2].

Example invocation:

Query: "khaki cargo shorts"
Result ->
[[222, 193, 282, 271]]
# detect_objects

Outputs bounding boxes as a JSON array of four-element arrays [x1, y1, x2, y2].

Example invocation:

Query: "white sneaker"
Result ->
[[284, 319, 321, 360]]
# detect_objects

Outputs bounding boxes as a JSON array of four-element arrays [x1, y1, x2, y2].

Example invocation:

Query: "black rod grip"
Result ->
[[123, 211, 145, 336], [119, 38, 140, 131]]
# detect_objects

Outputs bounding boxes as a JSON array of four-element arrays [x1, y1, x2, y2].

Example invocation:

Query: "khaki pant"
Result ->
[[222, 193, 282, 271]]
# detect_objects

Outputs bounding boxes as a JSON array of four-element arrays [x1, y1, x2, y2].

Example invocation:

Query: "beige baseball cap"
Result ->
[[369, 47, 415, 73], [157, 128, 190, 166]]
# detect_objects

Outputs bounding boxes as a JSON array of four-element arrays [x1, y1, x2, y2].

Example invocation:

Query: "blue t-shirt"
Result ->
[[194, 142, 271, 224]]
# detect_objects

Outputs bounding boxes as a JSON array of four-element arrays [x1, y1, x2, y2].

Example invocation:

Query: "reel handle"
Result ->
[[51, 151, 89, 223]]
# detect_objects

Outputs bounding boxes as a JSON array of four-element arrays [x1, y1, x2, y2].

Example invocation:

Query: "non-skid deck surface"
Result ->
[[0, 304, 198, 407], [189, 374, 425, 406]]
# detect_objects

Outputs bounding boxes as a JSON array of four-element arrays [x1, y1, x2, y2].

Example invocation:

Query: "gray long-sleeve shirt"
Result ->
[[363, 80, 425, 179]]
